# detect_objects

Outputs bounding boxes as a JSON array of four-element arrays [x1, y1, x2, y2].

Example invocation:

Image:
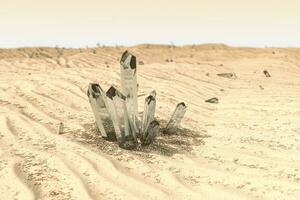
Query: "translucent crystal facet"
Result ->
[[120, 51, 139, 134], [165, 102, 187, 133], [87, 83, 116, 140]]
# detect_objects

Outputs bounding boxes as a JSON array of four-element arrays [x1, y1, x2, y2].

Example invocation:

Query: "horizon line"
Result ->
[[1, 43, 300, 49]]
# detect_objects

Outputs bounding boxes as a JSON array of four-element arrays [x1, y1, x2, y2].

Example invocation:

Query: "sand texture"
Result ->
[[0, 45, 300, 199]]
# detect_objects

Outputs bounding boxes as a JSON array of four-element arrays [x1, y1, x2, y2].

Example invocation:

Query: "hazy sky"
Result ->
[[0, 0, 299, 47]]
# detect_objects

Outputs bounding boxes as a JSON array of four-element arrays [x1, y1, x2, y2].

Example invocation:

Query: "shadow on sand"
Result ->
[[72, 119, 210, 157]]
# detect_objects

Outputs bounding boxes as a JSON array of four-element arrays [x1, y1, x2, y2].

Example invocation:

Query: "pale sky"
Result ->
[[0, 0, 299, 47]]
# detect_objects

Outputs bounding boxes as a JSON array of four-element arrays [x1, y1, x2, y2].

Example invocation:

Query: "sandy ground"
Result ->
[[0, 45, 300, 200]]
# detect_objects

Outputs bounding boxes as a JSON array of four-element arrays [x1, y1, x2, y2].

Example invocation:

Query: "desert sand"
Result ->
[[0, 44, 300, 200]]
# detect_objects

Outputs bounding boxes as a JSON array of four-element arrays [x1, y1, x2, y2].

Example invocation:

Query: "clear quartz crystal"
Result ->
[[87, 83, 115, 139], [88, 51, 187, 148], [106, 86, 137, 143], [142, 92, 156, 135], [142, 120, 159, 145], [120, 51, 139, 133], [165, 102, 187, 133]]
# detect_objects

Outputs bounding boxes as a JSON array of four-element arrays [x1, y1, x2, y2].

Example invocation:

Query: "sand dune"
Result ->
[[0, 45, 300, 200]]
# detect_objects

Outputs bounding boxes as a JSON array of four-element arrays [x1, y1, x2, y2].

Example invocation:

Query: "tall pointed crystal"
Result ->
[[120, 51, 139, 133], [87, 83, 116, 140], [142, 91, 156, 135], [106, 86, 137, 146], [165, 102, 187, 133]]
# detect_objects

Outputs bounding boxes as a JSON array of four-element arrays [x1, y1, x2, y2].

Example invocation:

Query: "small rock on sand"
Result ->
[[217, 73, 237, 79], [205, 97, 219, 104], [58, 122, 64, 134], [259, 85, 264, 90], [263, 70, 271, 77]]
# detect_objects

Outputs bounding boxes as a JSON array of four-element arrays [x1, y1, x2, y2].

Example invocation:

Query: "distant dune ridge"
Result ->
[[0, 44, 300, 199]]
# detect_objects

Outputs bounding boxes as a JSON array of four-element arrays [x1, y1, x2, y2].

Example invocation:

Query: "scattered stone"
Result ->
[[50, 191, 60, 196], [205, 97, 219, 104], [219, 64, 223, 66], [57, 57, 66, 66], [119, 135, 137, 150], [263, 70, 271, 77], [220, 89, 225, 92], [206, 73, 210, 76], [138, 61, 144, 65], [58, 122, 64, 134], [217, 73, 237, 79], [259, 85, 264, 90]]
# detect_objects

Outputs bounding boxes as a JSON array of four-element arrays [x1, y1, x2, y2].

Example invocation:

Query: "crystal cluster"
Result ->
[[87, 51, 187, 149]]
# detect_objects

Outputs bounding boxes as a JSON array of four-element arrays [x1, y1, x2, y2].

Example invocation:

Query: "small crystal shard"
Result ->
[[142, 91, 156, 136], [141, 120, 159, 146], [165, 102, 187, 133]]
